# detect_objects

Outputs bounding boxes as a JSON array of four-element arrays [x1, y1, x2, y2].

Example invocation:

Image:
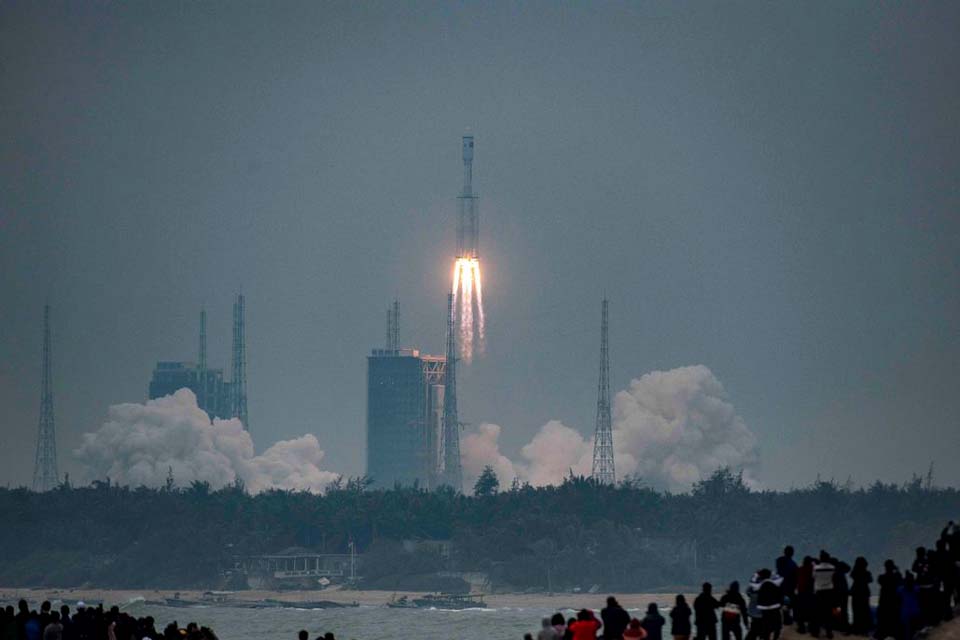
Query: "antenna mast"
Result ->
[[33, 304, 59, 491], [385, 300, 400, 350], [591, 298, 615, 484], [392, 299, 400, 351]]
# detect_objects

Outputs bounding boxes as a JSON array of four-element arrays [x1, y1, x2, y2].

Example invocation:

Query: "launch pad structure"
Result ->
[[366, 299, 461, 491]]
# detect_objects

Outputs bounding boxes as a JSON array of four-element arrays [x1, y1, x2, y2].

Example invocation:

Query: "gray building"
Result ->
[[366, 348, 446, 488], [148, 361, 232, 420], [147, 303, 249, 425]]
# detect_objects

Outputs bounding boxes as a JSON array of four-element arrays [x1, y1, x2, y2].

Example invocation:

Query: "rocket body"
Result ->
[[457, 135, 478, 259]]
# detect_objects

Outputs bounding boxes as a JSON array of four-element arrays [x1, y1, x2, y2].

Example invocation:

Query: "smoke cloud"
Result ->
[[461, 365, 759, 492], [75, 389, 339, 493], [460, 423, 517, 489]]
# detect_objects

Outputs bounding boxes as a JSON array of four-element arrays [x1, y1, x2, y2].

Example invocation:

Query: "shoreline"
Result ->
[[0, 586, 691, 610]]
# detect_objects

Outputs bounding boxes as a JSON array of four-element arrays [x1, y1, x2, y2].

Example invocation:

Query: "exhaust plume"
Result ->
[[461, 365, 760, 491], [75, 389, 339, 493], [453, 257, 485, 361]]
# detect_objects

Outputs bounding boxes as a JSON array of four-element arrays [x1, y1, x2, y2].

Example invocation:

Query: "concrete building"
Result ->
[[148, 361, 232, 419], [366, 347, 446, 488], [147, 300, 248, 425]]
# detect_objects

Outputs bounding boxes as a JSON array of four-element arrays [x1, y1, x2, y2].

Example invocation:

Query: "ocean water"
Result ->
[[120, 601, 638, 640]]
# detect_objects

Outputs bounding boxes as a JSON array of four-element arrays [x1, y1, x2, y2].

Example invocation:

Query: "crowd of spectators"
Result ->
[[527, 520, 960, 640], [0, 601, 217, 640]]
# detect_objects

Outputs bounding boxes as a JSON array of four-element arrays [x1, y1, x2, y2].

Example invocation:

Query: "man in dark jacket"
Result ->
[[695, 582, 721, 640], [720, 581, 749, 640], [775, 546, 798, 625], [756, 569, 784, 640], [601, 596, 631, 640]]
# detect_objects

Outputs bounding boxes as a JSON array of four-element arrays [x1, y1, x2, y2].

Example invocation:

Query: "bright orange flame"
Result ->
[[452, 257, 485, 362]]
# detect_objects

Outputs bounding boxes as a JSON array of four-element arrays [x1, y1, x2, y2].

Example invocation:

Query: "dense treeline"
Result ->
[[0, 470, 957, 592]]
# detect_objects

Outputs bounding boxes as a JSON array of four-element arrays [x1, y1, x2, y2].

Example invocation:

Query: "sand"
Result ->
[[0, 585, 692, 610]]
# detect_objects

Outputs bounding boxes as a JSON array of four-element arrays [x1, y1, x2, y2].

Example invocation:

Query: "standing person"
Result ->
[[42, 612, 62, 640], [833, 558, 851, 634], [795, 557, 815, 635], [849, 557, 873, 635], [911, 548, 928, 578], [811, 551, 836, 639], [720, 582, 748, 640], [915, 551, 939, 628], [746, 572, 764, 640], [57, 606, 72, 640], [934, 539, 956, 621], [538, 617, 561, 640], [24, 613, 41, 640], [876, 560, 902, 640], [898, 572, 920, 640], [550, 613, 567, 640], [757, 570, 785, 640], [776, 547, 799, 626], [568, 610, 602, 640], [624, 620, 648, 640], [642, 604, 667, 640], [602, 597, 631, 640], [671, 595, 692, 640], [695, 583, 720, 640]]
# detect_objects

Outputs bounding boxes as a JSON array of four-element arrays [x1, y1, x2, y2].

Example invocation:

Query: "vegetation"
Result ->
[[0, 470, 956, 592]]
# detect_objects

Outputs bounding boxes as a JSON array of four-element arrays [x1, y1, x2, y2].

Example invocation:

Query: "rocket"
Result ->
[[456, 135, 478, 259]]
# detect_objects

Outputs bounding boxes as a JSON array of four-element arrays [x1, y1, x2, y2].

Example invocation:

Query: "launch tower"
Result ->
[[231, 292, 249, 430], [440, 293, 463, 490]]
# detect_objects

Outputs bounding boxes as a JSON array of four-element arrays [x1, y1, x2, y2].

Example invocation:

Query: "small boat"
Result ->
[[411, 593, 487, 609], [163, 598, 202, 608], [386, 595, 418, 609], [163, 593, 203, 608]]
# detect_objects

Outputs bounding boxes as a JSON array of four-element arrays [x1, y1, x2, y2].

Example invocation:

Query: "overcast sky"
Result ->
[[2, 1, 958, 490]]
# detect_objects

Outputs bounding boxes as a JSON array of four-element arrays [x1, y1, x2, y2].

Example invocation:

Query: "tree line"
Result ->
[[0, 470, 957, 592]]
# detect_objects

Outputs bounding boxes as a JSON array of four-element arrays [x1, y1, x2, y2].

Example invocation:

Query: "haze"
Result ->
[[1, 2, 958, 489]]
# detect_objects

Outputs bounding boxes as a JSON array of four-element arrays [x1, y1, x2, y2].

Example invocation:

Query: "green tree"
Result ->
[[473, 466, 500, 497]]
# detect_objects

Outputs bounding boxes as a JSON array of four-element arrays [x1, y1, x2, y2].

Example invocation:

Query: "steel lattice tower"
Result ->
[[441, 293, 463, 491], [198, 307, 208, 410], [591, 298, 615, 484], [231, 293, 249, 430], [199, 307, 207, 371], [33, 304, 59, 492]]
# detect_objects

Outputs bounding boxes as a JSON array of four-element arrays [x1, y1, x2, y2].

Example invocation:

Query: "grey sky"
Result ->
[[2, 1, 958, 489]]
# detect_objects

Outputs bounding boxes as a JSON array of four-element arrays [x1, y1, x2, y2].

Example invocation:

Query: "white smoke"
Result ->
[[460, 423, 517, 490], [612, 365, 760, 489], [461, 365, 759, 492], [75, 389, 340, 493]]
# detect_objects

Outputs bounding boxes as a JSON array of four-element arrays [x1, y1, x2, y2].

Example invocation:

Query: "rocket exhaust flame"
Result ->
[[452, 257, 484, 362]]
